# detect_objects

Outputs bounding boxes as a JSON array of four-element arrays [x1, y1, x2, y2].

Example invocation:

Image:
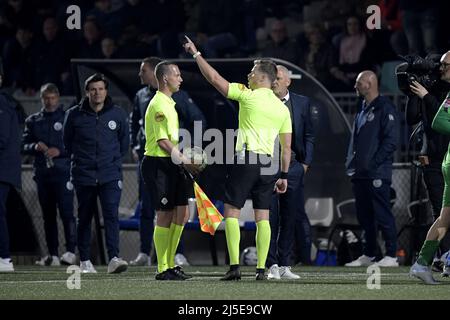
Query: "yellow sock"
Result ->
[[167, 223, 184, 268], [153, 226, 170, 273], [256, 220, 270, 269], [225, 218, 240, 265]]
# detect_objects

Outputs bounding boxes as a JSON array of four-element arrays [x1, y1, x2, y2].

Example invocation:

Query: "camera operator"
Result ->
[[406, 51, 450, 271]]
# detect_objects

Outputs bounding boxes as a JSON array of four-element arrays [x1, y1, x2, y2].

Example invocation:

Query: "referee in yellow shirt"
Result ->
[[184, 37, 292, 280], [141, 61, 200, 280]]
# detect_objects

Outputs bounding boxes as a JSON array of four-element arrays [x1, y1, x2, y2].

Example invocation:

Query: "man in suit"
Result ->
[[267, 65, 315, 279]]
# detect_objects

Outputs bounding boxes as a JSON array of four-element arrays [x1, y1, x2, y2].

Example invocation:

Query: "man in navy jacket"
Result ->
[[22, 83, 76, 267], [345, 70, 399, 267], [0, 80, 21, 272], [267, 65, 315, 279], [63, 73, 129, 274]]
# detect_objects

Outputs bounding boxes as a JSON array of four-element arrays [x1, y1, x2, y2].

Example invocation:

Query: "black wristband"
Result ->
[[280, 172, 288, 179]]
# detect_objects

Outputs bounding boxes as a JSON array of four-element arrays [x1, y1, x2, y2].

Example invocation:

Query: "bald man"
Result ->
[[345, 71, 400, 267]]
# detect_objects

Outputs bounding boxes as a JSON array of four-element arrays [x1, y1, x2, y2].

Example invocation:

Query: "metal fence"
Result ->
[[14, 93, 426, 266], [19, 162, 424, 266]]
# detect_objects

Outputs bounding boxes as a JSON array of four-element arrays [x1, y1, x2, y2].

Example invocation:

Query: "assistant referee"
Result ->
[[141, 61, 199, 281]]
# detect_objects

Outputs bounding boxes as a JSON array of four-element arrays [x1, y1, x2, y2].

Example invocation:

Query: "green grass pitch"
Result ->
[[0, 266, 449, 300]]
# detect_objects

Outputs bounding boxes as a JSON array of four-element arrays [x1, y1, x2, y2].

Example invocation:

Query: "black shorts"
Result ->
[[141, 156, 192, 211], [224, 151, 277, 210]]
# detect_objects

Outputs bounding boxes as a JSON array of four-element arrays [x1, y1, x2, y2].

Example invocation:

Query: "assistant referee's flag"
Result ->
[[193, 182, 224, 235]]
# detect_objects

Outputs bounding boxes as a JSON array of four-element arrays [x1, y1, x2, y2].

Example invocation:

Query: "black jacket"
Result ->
[[0, 93, 21, 188], [406, 80, 450, 164]]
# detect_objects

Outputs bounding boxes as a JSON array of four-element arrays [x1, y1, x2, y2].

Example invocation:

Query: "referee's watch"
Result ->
[[193, 51, 201, 59]]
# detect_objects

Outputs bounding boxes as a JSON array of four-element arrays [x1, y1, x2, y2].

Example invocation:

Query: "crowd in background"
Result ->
[[0, 0, 448, 97]]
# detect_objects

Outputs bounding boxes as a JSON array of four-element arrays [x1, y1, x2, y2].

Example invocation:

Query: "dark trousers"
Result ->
[[0, 182, 11, 259], [36, 176, 76, 256], [353, 180, 397, 257], [267, 161, 311, 267], [423, 163, 444, 220], [75, 181, 121, 262], [138, 161, 155, 255]]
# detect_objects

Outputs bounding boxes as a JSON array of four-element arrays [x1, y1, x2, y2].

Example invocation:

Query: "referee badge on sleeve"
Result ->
[[155, 112, 165, 122]]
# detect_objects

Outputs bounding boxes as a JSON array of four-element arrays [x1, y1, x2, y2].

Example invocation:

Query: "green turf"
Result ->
[[0, 266, 449, 300]]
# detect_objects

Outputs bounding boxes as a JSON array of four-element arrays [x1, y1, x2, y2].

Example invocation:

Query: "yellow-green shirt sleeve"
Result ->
[[227, 83, 252, 101], [152, 109, 170, 141], [431, 93, 450, 135], [279, 110, 292, 134]]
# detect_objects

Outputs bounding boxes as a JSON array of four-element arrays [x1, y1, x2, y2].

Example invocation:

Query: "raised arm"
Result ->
[[183, 35, 229, 97]]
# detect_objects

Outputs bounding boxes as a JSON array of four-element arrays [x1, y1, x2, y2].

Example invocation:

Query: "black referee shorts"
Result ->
[[141, 156, 192, 211], [224, 151, 277, 210]]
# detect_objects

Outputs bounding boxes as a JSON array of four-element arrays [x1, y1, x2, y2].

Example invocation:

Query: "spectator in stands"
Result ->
[[298, 24, 340, 91], [192, 0, 239, 58], [0, 70, 21, 272], [332, 15, 375, 91], [101, 37, 120, 59], [22, 83, 77, 267], [2, 24, 37, 95], [63, 73, 129, 274], [261, 19, 302, 66], [129, 56, 206, 267], [377, 0, 408, 58], [86, 0, 122, 39], [344, 71, 399, 267], [267, 65, 314, 280], [399, 0, 439, 56], [77, 18, 103, 59], [33, 17, 71, 90], [1, 0, 35, 34]]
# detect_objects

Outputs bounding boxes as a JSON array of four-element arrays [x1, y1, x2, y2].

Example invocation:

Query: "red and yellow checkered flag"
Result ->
[[193, 181, 224, 235]]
